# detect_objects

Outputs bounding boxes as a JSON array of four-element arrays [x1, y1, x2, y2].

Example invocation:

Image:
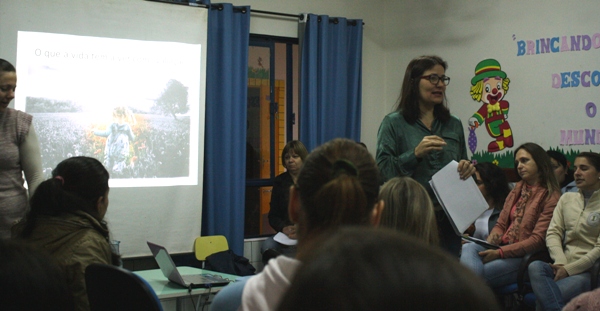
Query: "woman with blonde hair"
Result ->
[[378, 176, 439, 246]]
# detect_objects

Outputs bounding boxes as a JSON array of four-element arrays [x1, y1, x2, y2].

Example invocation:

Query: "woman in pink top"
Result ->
[[460, 142, 560, 289], [0, 59, 43, 239]]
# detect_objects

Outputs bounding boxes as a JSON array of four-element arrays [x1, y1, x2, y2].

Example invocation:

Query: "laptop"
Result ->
[[147, 241, 231, 288]]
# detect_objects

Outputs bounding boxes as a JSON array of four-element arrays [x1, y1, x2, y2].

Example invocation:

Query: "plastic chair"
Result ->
[[85, 263, 163, 311], [194, 235, 229, 268]]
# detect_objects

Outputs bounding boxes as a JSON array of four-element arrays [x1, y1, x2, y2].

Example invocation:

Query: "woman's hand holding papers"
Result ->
[[282, 225, 297, 239], [457, 159, 476, 180], [480, 234, 501, 263]]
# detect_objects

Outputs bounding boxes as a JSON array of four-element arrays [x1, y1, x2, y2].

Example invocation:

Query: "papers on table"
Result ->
[[273, 232, 297, 246], [429, 160, 489, 236]]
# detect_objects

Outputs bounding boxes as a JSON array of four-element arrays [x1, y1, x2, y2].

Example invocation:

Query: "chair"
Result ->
[[85, 263, 163, 311], [194, 235, 229, 268], [503, 253, 600, 311], [494, 249, 551, 311]]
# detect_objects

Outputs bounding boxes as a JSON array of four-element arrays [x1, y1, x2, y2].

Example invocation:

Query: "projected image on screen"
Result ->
[[15, 31, 201, 187]]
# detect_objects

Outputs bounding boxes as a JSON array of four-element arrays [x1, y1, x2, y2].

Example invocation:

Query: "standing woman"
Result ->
[[528, 152, 600, 310], [0, 58, 43, 239], [261, 140, 308, 262], [460, 142, 560, 289], [376, 55, 475, 256], [13, 156, 119, 311]]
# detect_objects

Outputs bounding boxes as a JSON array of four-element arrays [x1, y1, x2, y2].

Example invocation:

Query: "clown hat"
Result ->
[[471, 59, 506, 85]]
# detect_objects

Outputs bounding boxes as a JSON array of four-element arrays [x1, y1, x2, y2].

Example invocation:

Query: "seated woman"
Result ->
[[13, 156, 119, 311], [460, 142, 561, 289], [528, 152, 600, 311], [463, 162, 512, 241], [378, 176, 439, 246], [277, 227, 502, 311], [261, 140, 308, 263], [547, 150, 577, 193], [210, 138, 383, 311]]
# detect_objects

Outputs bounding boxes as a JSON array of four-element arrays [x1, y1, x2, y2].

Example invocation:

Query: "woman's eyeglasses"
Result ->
[[420, 74, 451, 86]]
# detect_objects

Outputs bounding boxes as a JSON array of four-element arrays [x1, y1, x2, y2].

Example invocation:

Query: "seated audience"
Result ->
[[210, 138, 383, 311], [463, 162, 512, 241], [277, 227, 502, 311], [261, 140, 308, 263], [460, 142, 560, 289], [528, 152, 600, 310], [378, 176, 438, 246], [547, 150, 577, 193], [13, 156, 119, 311], [0, 239, 75, 311]]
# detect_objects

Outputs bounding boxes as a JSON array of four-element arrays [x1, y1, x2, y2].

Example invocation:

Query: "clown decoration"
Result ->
[[468, 59, 514, 152]]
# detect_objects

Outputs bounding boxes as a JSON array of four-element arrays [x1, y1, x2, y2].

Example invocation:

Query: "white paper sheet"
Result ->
[[429, 160, 489, 236], [273, 232, 297, 246]]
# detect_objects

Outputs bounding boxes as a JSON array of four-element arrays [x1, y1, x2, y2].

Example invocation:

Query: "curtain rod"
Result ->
[[250, 9, 303, 20], [145, 1, 362, 25]]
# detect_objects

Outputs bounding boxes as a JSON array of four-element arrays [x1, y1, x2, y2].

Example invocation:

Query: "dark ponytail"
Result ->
[[296, 139, 380, 239], [20, 157, 109, 231]]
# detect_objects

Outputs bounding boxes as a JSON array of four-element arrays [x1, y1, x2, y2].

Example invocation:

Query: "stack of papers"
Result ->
[[429, 160, 489, 236], [273, 232, 297, 246]]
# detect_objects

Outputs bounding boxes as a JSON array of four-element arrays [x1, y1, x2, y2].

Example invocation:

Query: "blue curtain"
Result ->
[[299, 14, 363, 151], [202, 3, 250, 255]]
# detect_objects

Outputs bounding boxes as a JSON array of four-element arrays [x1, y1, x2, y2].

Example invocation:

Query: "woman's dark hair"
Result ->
[[0, 239, 75, 311], [514, 143, 560, 194], [475, 162, 511, 211], [295, 138, 381, 242], [395, 55, 451, 124], [546, 150, 575, 188], [21, 156, 109, 237], [278, 227, 501, 311], [0, 58, 16, 73], [575, 152, 600, 172], [281, 140, 309, 169]]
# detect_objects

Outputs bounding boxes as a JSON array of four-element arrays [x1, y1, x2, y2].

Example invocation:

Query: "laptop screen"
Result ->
[[147, 241, 185, 285]]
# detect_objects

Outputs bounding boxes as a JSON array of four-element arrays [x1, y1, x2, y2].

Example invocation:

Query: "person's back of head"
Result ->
[[378, 176, 439, 246], [0, 239, 75, 311], [20, 156, 109, 237], [293, 138, 382, 242], [278, 227, 501, 311]]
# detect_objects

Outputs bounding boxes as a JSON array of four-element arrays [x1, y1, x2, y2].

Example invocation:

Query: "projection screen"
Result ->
[[0, 0, 208, 257]]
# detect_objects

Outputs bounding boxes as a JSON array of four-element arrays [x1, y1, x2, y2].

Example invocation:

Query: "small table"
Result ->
[[135, 266, 238, 311]]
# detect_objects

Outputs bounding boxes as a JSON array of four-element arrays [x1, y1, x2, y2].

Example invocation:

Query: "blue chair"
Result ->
[[494, 249, 551, 311], [85, 263, 163, 311], [498, 252, 600, 310]]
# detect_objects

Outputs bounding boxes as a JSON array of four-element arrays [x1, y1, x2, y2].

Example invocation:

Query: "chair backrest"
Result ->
[[194, 235, 229, 261], [85, 263, 163, 311]]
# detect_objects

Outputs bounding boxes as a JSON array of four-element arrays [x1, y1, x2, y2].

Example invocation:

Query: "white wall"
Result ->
[[243, 0, 600, 159]]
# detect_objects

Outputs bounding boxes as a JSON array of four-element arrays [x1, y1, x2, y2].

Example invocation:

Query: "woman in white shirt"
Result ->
[[529, 152, 600, 310]]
